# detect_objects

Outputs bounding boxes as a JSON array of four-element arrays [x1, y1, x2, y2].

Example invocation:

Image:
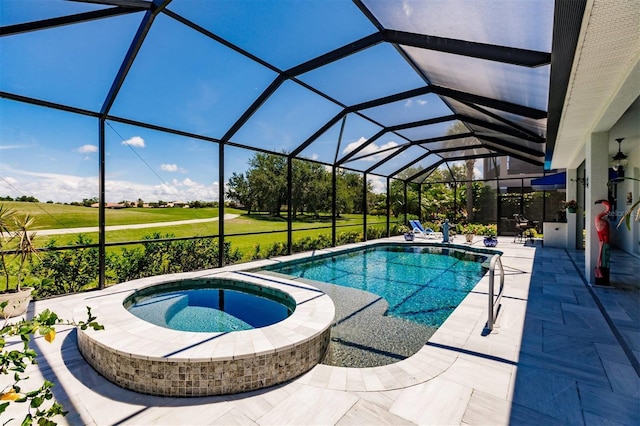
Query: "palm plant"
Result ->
[[12, 214, 38, 292], [0, 205, 17, 292]]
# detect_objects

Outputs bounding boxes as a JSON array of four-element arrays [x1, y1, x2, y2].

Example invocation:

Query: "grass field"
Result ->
[[1, 201, 393, 260], [0, 201, 230, 229]]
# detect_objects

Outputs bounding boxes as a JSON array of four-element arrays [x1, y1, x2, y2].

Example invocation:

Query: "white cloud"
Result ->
[[0, 144, 28, 150], [161, 163, 178, 172], [76, 144, 97, 153], [369, 176, 386, 194], [1, 175, 18, 185], [161, 163, 187, 173], [182, 178, 196, 187], [402, 1, 413, 17], [404, 98, 428, 108], [0, 165, 219, 204], [342, 137, 399, 162], [122, 136, 145, 147], [343, 137, 368, 155], [0, 167, 98, 203]]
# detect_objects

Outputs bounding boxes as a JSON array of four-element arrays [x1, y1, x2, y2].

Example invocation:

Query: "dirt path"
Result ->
[[33, 214, 241, 236]]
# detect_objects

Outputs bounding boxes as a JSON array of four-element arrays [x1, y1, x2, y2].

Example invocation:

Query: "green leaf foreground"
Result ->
[[1, 305, 102, 425], [608, 177, 640, 231]]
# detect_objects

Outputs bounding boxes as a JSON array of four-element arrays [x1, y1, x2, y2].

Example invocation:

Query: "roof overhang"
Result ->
[[550, 0, 640, 169]]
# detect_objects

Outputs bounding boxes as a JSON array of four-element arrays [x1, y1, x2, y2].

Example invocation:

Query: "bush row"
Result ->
[[31, 233, 242, 298], [251, 227, 389, 260], [30, 227, 391, 298], [458, 223, 497, 236]]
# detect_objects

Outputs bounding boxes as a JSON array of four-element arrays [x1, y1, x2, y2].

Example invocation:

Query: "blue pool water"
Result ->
[[125, 279, 294, 333], [263, 245, 489, 328]]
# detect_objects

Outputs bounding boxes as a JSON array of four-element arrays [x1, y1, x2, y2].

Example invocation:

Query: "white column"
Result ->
[[585, 132, 609, 284], [566, 169, 578, 250]]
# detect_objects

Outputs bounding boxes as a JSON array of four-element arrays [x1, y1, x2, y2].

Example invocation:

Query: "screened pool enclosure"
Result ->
[[0, 0, 586, 288]]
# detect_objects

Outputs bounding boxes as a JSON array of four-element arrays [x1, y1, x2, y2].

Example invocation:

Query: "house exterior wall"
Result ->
[[611, 144, 640, 256]]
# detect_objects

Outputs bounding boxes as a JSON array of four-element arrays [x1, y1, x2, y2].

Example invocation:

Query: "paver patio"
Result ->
[[2, 237, 639, 425]]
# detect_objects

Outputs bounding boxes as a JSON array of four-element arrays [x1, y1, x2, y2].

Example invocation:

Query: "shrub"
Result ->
[[366, 226, 386, 240], [265, 242, 287, 258], [258, 228, 383, 260], [391, 224, 405, 236], [250, 243, 262, 260], [108, 234, 243, 284], [109, 246, 147, 283], [31, 235, 100, 298], [31, 232, 245, 296], [422, 221, 440, 233], [336, 231, 362, 245], [484, 224, 497, 237], [397, 225, 411, 234], [291, 234, 332, 252]]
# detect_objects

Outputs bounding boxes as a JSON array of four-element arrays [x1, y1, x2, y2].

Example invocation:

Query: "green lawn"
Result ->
[[45, 215, 388, 259], [2, 202, 392, 261], [1, 201, 233, 229], [0, 203, 393, 290]]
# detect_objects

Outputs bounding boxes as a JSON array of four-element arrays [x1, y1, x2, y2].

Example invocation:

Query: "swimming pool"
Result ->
[[125, 278, 295, 333], [262, 245, 489, 327], [259, 243, 494, 367]]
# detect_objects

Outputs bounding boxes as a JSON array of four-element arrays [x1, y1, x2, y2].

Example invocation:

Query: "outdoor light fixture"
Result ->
[[611, 138, 628, 178], [571, 177, 589, 188]]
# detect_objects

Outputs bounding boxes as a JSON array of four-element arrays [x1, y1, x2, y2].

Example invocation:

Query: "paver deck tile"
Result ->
[[336, 399, 414, 426], [390, 377, 473, 425], [3, 239, 639, 425]]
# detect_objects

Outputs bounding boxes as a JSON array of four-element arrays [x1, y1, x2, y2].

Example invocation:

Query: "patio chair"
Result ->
[[513, 214, 535, 243], [409, 219, 442, 239]]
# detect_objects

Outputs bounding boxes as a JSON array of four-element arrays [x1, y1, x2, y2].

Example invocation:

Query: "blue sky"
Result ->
[[0, 0, 492, 204]]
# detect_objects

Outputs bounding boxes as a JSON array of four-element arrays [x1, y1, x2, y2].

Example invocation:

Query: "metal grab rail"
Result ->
[[487, 254, 505, 332]]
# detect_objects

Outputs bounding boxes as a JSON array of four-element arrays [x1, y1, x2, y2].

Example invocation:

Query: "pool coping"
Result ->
[[75, 271, 335, 363]]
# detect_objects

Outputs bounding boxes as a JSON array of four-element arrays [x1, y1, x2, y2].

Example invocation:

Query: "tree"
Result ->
[[82, 197, 98, 207], [291, 160, 330, 218], [246, 153, 287, 216], [226, 173, 253, 213], [225, 153, 377, 219], [15, 196, 39, 203], [338, 171, 370, 214]]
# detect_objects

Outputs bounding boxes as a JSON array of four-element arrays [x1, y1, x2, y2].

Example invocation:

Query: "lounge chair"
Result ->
[[409, 220, 443, 239]]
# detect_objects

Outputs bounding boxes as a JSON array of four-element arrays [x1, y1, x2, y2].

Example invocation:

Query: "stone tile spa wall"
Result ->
[[75, 271, 335, 397], [77, 327, 331, 396]]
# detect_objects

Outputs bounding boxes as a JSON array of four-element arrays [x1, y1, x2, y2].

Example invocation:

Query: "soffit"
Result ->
[[552, 0, 640, 169]]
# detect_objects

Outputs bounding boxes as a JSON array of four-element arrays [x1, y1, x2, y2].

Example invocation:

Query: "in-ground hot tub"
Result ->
[[77, 272, 334, 397], [124, 279, 296, 333]]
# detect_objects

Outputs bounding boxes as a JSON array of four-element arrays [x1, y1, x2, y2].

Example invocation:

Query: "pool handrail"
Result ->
[[487, 253, 505, 332]]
